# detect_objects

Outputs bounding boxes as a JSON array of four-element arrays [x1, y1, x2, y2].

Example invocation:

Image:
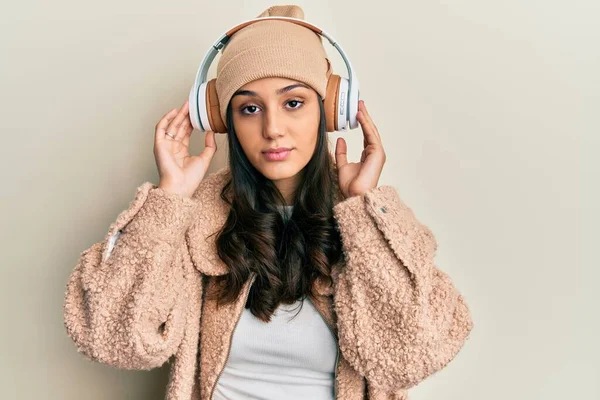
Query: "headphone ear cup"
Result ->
[[324, 74, 341, 132], [189, 81, 202, 131], [206, 79, 227, 134]]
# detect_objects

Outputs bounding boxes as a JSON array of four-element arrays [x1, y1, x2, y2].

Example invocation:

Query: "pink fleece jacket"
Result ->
[[63, 158, 473, 399]]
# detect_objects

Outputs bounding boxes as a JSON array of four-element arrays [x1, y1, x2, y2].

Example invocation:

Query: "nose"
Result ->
[[262, 106, 284, 140]]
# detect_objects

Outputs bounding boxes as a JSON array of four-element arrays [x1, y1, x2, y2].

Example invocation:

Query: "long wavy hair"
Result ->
[[204, 93, 343, 323]]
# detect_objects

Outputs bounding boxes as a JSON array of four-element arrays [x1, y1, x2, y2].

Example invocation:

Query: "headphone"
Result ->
[[188, 16, 360, 134]]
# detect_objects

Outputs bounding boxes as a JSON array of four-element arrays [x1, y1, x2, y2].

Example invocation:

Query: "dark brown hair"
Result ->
[[204, 94, 343, 323]]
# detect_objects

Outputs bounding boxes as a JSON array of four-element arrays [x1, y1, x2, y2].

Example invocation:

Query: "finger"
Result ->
[[358, 101, 382, 142], [176, 114, 192, 143], [360, 133, 368, 164], [166, 100, 190, 137], [360, 102, 387, 158], [179, 118, 193, 149], [358, 101, 379, 138], [335, 137, 348, 168], [155, 108, 179, 143], [357, 110, 382, 149], [357, 110, 378, 146], [199, 130, 217, 163]]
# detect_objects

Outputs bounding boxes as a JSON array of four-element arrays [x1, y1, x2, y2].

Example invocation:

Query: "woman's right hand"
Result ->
[[154, 99, 217, 199]]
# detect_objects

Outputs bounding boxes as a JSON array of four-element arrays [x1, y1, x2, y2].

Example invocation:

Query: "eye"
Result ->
[[286, 100, 304, 110], [239, 100, 305, 116], [240, 105, 260, 115]]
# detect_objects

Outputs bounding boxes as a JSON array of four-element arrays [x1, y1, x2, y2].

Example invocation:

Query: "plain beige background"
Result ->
[[1, 0, 596, 399]]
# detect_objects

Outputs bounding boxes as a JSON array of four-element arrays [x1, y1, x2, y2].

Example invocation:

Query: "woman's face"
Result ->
[[229, 77, 320, 189]]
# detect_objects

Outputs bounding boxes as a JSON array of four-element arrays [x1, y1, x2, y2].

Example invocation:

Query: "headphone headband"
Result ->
[[190, 16, 359, 131]]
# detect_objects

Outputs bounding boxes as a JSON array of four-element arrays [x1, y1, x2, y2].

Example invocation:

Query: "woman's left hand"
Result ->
[[335, 100, 386, 199]]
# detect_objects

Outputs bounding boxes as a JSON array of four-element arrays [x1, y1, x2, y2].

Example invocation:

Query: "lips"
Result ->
[[263, 147, 292, 153], [263, 148, 292, 161]]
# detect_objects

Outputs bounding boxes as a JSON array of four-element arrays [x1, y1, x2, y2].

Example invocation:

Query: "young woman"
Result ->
[[63, 5, 473, 400]]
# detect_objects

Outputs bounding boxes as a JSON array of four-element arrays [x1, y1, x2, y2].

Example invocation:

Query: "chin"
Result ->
[[255, 160, 305, 182]]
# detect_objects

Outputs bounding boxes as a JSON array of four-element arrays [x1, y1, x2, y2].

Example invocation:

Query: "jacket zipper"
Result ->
[[208, 273, 339, 400], [307, 296, 340, 399], [209, 272, 257, 400]]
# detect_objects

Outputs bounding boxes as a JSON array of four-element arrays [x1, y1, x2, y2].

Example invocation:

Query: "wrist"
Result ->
[[158, 183, 192, 199]]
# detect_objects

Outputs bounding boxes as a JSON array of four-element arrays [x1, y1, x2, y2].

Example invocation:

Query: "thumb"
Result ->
[[335, 137, 348, 168], [188, 131, 217, 178], [199, 130, 217, 162]]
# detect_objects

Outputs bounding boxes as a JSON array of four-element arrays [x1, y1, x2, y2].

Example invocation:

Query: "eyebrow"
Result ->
[[231, 83, 311, 99]]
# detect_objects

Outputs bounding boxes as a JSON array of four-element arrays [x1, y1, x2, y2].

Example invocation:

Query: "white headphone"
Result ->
[[188, 16, 360, 134]]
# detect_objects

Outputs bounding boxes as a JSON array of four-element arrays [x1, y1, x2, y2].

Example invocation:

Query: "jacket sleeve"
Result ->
[[62, 182, 201, 370], [332, 185, 474, 391]]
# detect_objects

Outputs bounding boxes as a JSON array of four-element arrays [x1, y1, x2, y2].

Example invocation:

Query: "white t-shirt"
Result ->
[[212, 295, 338, 400], [212, 205, 337, 399]]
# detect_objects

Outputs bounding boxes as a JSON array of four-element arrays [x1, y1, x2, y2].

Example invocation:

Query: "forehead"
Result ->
[[235, 77, 313, 97]]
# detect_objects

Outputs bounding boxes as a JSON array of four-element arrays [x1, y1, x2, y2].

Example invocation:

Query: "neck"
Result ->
[[272, 171, 302, 206]]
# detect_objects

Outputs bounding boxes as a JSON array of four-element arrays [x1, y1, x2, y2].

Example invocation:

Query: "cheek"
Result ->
[[232, 117, 257, 149], [290, 132, 318, 163], [297, 109, 320, 150], [236, 134, 259, 159], [297, 131, 318, 151]]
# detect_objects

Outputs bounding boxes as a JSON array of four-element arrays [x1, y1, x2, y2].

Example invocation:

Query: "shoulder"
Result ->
[[191, 166, 232, 205], [186, 166, 232, 276]]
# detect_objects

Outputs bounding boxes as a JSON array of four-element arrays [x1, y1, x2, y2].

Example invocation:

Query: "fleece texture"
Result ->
[[63, 155, 473, 399]]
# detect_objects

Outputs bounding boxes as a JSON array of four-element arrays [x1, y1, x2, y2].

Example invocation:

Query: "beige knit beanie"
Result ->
[[215, 5, 333, 126]]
